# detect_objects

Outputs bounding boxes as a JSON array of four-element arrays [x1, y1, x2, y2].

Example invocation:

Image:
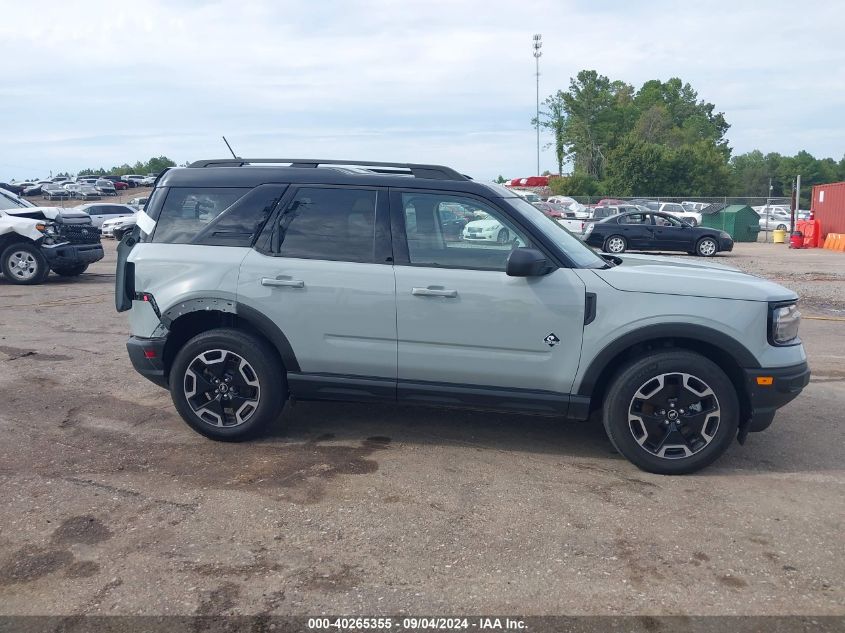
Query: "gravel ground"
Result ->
[[0, 241, 842, 618]]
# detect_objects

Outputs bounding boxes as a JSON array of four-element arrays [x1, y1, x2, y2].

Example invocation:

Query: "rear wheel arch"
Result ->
[[162, 304, 299, 381], [578, 325, 756, 422]]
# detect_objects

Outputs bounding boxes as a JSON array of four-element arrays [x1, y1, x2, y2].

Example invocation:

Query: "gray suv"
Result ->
[[116, 159, 809, 474]]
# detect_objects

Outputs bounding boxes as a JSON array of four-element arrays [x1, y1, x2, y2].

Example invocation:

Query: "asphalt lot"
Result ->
[[0, 240, 842, 617]]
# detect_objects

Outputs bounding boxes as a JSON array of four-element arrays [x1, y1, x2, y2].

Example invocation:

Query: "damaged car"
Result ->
[[0, 188, 104, 284]]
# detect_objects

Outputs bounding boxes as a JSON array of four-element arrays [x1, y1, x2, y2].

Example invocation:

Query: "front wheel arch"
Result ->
[[577, 328, 755, 429]]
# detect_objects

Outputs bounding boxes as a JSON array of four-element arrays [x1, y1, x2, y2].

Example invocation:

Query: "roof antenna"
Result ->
[[222, 136, 240, 159]]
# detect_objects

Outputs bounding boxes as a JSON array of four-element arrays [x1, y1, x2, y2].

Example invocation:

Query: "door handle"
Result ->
[[261, 277, 305, 288], [412, 287, 458, 298]]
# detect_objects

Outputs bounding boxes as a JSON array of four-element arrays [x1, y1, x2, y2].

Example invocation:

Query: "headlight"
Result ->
[[770, 302, 801, 345]]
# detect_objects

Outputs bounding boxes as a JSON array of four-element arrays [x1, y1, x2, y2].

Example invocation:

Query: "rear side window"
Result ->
[[152, 188, 249, 244], [194, 185, 288, 247], [273, 187, 377, 263]]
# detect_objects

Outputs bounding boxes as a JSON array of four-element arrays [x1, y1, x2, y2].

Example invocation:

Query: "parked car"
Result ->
[[23, 183, 44, 196], [95, 179, 117, 196], [127, 196, 149, 209], [74, 203, 136, 228], [0, 188, 104, 283], [583, 210, 733, 256], [139, 176, 157, 186], [42, 183, 72, 200], [0, 182, 25, 195], [682, 201, 709, 212], [548, 196, 590, 218], [510, 189, 542, 203], [595, 198, 626, 207], [99, 175, 130, 190], [100, 212, 138, 239], [116, 158, 808, 476], [757, 206, 793, 231], [123, 174, 147, 186], [71, 185, 102, 201], [655, 201, 702, 227]]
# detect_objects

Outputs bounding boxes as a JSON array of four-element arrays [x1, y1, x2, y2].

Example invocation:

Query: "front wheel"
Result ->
[[602, 350, 739, 474], [776, 224, 787, 231], [51, 264, 89, 277], [604, 235, 627, 253], [169, 328, 286, 441], [1, 243, 50, 285], [696, 237, 718, 257]]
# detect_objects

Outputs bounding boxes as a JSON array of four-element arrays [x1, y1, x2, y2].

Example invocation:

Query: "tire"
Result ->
[[601, 350, 739, 474], [604, 235, 627, 253], [113, 229, 125, 241], [497, 228, 510, 244], [1, 242, 50, 285], [776, 224, 787, 231], [169, 328, 286, 441], [51, 264, 88, 277], [687, 218, 698, 227], [696, 237, 718, 257]]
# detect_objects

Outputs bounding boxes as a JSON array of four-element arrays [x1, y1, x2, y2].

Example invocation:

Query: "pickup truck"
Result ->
[[0, 188, 104, 284], [533, 201, 586, 234]]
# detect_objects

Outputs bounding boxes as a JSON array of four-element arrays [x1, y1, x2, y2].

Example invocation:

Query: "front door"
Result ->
[[650, 213, 690, 250], [238, 185, 397, 383], [391, 190, 585, 404]]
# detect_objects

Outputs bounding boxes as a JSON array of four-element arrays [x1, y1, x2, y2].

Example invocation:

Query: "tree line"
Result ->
[[70, 156, 177, 178], [536, 70, 844, 206]]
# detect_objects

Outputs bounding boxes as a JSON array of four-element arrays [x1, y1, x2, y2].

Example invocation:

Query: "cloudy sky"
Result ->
[[1, 0, 843, 182]]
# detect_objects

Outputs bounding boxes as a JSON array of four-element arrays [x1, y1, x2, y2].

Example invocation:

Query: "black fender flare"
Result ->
[[576, 323, 760, 397]]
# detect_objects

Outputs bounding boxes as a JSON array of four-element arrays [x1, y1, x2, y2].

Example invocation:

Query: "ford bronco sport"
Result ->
[[116, 159, 809, 474]]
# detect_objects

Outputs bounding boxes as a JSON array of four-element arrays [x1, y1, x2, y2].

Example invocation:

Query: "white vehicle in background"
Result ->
[[74, 203, 137, 228], [548, 195, 590, 218], [757, 206, 793, 231], [127, 196, 149, 210], [657, 201, 702, 227], [462, 214, 517, 243], [682, 201, 709, 213], [123, 174, 147, 186], [100, 212, 138, 240]]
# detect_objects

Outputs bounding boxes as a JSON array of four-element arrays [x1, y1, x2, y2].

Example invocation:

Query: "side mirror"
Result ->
[[506, 248, 548, 277]]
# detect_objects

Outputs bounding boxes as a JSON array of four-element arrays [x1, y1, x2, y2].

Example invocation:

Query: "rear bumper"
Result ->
[[744, 361, 810, 432], [127, 336, 168, 389], [42, 243, 104, 268]]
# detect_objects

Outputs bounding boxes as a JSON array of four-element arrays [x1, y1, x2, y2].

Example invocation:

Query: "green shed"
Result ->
[[700, 204, 760, 242]]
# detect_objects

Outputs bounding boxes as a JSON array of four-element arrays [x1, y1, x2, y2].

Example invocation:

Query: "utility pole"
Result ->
[[532, 34, 542, 176]]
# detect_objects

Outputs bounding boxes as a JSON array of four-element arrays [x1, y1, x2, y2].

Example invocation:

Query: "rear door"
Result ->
[[238, 185, 397, 384], [618, 212, 651, 249]]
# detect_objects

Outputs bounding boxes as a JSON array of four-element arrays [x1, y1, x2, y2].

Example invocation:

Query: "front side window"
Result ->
[[400, 193, 530, 271], [273, 187, 377, 263]]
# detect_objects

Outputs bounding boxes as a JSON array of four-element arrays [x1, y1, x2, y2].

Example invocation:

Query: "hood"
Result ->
[[4, 206, 92, 223], [593, 253, 797, 302]]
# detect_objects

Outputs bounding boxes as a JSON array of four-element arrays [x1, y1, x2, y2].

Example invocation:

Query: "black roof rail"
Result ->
[[187, 158, 468, 181]]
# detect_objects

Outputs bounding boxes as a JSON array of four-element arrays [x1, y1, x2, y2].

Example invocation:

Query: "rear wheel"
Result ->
[[51, 264, 88, 277], [604, 235, 627, 253], [776, 224, 787, 231], [687, 218, 698, 227], [169, 328, 286, 441], [602, 350, 738, 474], [1, 243, 50, 285], [497, 228, 510, 244], [696, 237, 718, 257]]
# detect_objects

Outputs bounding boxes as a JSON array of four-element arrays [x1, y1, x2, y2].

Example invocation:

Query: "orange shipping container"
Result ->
[[811, 181, 845, 239]]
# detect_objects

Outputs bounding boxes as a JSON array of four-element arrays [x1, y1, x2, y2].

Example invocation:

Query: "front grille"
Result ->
[[58, 224, 101, 244]]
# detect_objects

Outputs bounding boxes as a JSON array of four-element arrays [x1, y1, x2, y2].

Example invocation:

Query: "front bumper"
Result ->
[[743, 361, 810, 432], [720, 237, 734, 252], [127, 336, 168, 389], [42, 242, 104, 268]]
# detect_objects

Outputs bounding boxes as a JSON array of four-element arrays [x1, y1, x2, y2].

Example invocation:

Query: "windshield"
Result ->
[[0, 190, 35, 210], [506, 197, 606, 268]]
